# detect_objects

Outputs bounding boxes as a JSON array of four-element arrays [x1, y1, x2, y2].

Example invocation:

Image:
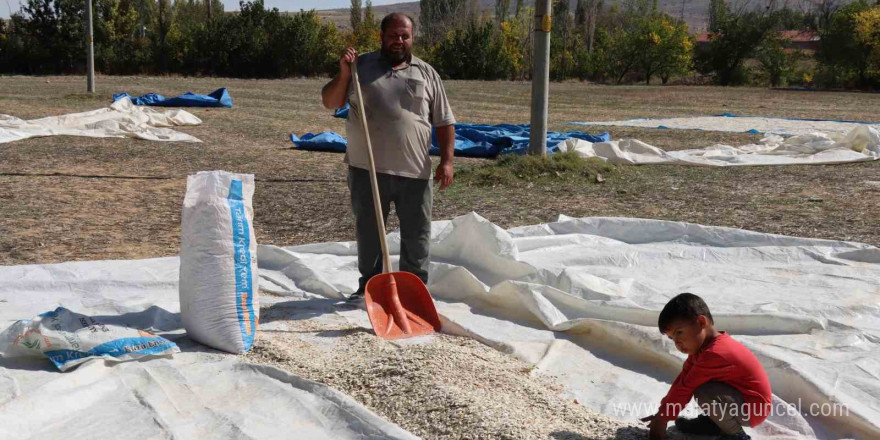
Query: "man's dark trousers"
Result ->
[[348, 166, 432, 294]]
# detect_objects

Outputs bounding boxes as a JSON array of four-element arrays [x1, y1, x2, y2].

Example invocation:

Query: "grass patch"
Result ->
[[456, 151, 615, 187]]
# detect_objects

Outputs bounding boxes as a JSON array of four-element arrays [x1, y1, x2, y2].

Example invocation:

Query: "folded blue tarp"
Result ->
[[293, 104, 610, 158], [112, 88, 233, 108], [290, 132, 348, 153]]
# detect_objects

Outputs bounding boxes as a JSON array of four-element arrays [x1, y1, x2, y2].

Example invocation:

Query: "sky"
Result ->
[[1, 0, 407, 19]]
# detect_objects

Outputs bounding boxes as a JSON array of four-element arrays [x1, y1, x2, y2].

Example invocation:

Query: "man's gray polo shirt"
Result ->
[[345, 51, 456, 180]]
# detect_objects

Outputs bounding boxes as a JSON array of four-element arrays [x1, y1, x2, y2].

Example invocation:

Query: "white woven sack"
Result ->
[[179, 171, 258, 353], [0, 307, 180, 371]]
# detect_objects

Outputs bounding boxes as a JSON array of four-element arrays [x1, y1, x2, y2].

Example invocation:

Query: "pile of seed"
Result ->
[[246, 306, 649, 440]]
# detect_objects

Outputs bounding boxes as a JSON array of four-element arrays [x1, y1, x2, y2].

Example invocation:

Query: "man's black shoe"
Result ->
[[347, 290, 365, 302]]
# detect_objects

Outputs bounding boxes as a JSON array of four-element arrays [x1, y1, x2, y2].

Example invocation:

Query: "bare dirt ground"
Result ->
[[2, 75, 878, 265], [2, 75, 878, 439]]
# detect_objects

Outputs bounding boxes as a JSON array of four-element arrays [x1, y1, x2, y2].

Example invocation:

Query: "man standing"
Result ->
[[321, 13, 456, 300]]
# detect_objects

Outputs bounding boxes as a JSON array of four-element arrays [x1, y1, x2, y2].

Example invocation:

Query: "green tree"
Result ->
[[551, 0, 574, 79], [364, 0, 377, 30], [708, 0, 726, 32], [622, 0, 655, 21], [774, 6, 809, 30], [516, 6, 534, 79], [755, 32, 798, 87], [420, 0, 467, 46], [153, 0, 173, 71], [0, 0, 348, 78], [498, 20, 523, 77], [109, 0, 156, 73], [350, 0, 362, 31], [696, 1, 778, 85], [347, 0, 379, 52], [0, 18, 8, 68], [597, 26, 640, 83], [430, 21, 512, 79], [854, 6, 880, 81], [2, 15, 32, 72], [587, 0, 603, 51], [17, 0, 86, 72], [495, 0, 511, 24], [284, 11, 344, 77], [498, 10, 531, 79], [575, 0, 588, 33], [816, 1, 873, 86], [636, 15, 692, 84], [465, 0, 480, 26]]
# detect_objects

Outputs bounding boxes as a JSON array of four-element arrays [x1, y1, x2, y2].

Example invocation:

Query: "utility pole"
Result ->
[[529, 0, 551, 156], [206, 0, 212, 21], [86, 0, 95, 93]]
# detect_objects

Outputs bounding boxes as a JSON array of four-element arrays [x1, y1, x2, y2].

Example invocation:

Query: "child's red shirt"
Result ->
[[658, 332, 772, 427]]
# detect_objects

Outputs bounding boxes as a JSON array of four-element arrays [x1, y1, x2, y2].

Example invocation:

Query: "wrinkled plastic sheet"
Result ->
[[291, 123, 610, 158], [2, 214, 878, 439], [0, 97, 202, 144], [112, 88, 233, 108], [560, 125, 880, 166], [0, 258, 417, 440], [259, 213, 880, 440], [566, 114, 880, 136]]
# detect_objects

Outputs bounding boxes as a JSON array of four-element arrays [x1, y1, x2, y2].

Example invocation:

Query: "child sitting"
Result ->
[[642, 293, 772, 440]]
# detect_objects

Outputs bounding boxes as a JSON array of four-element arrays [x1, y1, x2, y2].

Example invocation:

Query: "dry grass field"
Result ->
[[1, 75, 879, 265], [2, 74, 879, 440]]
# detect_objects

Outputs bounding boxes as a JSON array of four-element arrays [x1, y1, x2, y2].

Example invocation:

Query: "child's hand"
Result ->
[[641, 414, 666, 440]]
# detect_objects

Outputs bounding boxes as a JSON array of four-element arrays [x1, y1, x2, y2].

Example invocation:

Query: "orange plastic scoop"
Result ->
[[350, 60, 442, 339], [365, 272, 441, 339]]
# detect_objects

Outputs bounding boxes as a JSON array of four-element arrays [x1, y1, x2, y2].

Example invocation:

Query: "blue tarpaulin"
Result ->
[[291, 125, 610, 158], [112, 88, 233, 108], [292, 104, 610, 158], [290, 132, 348, 153]]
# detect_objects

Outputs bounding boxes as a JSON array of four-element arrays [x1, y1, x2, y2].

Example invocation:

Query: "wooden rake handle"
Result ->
[[351, 60, 393, 274]]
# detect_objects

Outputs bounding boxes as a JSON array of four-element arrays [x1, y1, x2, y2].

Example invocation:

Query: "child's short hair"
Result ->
[[658, 293, 714, 333]]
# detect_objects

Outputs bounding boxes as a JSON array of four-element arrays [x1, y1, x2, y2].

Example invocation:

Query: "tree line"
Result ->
[[0, 0, 878, 88], [0, 0, 341, 77]]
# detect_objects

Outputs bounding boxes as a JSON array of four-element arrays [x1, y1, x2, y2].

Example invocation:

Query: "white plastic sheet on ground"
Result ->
[[258, 213, 880, 440], [0, 259, 417, 440], [558, 125, 880, 166], [568, 115, 879, 136], [2, 214, 878, 440], [0, 97, 202, 144]]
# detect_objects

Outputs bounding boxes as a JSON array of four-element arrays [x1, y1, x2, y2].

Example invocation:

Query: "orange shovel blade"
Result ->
[[364, 271, 442, 340]]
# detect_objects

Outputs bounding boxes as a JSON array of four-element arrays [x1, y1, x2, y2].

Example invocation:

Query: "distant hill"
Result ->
[[316, 1, 422, 30], [317, 0, 713, 33]]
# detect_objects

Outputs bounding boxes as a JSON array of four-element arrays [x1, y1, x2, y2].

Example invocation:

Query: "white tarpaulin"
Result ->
[[259, 214, 880, 440], [0, 259, 417, 440], [567, 115, 879, 136], [0, 97, 202, 144], [559, 125, 880, 166], [2, 214, 878, 439]]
